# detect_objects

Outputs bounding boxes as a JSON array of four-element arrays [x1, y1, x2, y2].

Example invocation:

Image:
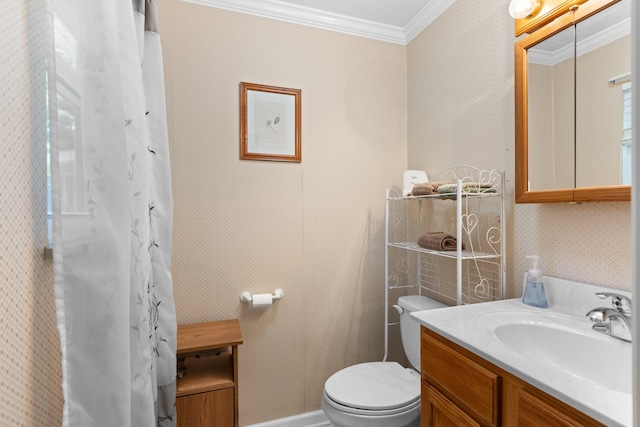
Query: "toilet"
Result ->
[[321, 295, 446, 427]]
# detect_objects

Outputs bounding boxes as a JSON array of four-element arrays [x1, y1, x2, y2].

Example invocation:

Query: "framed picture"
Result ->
[[240, 82, 302, 163]]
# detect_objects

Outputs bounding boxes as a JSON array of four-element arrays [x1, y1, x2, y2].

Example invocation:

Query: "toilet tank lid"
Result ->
[[398, 295, 447, 312]]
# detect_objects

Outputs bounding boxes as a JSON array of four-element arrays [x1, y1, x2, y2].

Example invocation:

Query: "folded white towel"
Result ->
[[402, 170, 429, 196]]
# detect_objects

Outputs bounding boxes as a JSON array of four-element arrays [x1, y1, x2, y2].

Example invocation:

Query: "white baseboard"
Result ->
[[244, 410, 331, 427]]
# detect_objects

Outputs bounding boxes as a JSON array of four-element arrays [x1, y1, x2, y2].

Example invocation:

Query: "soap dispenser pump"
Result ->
[[522, 255, 548, 308]]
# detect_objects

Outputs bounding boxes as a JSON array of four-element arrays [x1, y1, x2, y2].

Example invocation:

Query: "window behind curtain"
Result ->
[[47, 13, 86, 244]]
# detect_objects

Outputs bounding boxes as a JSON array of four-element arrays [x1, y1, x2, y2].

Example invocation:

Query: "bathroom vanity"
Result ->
[[421, 327, 604, 427], [413, 277, 632, 427], [176, 319, 243, 427]]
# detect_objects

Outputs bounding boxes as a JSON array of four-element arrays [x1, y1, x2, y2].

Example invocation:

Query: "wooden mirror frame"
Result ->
[[515, 0, 631, 203], [514, 0, 588, 36]]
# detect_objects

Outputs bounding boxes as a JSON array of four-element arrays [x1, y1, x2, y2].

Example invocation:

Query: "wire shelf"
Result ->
[[383, 166, 506, 361]]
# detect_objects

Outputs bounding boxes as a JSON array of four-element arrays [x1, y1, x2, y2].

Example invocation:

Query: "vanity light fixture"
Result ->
[[509, 0, 543, 19]]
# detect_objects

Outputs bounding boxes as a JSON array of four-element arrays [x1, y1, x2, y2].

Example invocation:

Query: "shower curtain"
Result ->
[[48, 0, 176, 425]]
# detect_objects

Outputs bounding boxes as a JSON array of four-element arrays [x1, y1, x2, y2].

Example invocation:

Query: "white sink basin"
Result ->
[[487, 315, 631, 394]]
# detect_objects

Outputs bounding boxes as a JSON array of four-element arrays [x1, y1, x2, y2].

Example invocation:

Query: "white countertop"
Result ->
[[411, 282, 632, 427]]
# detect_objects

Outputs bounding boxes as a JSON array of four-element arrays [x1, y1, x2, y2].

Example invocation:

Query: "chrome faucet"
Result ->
[[585, 292, 632, 342]]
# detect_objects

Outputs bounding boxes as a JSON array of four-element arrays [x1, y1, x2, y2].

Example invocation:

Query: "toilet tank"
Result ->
[[397, 295, 447, 371]]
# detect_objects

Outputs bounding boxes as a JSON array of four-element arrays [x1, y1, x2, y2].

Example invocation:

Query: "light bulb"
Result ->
[[509, 0, 541, 19]]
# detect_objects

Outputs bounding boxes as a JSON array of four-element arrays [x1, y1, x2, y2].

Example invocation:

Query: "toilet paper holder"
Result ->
[[239, 288, 284, 303]]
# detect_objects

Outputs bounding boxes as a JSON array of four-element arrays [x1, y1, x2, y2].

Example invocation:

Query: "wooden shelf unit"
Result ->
[[176, 319, 243, 427]]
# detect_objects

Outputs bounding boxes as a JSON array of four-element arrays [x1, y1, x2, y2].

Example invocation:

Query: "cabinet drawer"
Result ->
[[422, 329, 499, 426]]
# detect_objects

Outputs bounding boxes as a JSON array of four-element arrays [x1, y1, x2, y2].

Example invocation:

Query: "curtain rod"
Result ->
[[609, 72, 631, 85]]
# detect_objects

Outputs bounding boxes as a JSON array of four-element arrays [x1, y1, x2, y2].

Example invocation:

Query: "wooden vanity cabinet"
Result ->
[[421, 327, 605, 427], [176, 319, 243, 427]]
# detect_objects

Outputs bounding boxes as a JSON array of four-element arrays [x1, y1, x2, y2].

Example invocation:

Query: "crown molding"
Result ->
[[182, 0, 454, 45], [183, 0, 407, 44], [578, 17, 630, 56], [404, 0, 456, 43], [528, 39, 572, 66], [528, 17, 630, 65]]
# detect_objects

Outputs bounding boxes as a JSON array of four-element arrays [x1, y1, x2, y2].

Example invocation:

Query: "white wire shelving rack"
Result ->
[[383, 166, 506, 361]]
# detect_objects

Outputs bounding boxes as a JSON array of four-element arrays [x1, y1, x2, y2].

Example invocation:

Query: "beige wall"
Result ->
[[408, 0, 631, 297], [157, 1, 407, 424], [1, 0, 632, 425], [0, 0, 63, 425]]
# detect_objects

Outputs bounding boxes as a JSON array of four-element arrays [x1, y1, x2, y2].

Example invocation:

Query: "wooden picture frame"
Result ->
[[240, 82, 301, 162]]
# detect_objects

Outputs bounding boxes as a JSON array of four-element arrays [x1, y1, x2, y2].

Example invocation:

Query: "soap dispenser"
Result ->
[[522, 255, 548, 308]]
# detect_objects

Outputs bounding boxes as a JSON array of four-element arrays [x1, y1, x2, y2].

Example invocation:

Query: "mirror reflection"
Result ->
[[526, 0, 631, 192], [527, 26, 576, 191], [576, 0, 631, 187]]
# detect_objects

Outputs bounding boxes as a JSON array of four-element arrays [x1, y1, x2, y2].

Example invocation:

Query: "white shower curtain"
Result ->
[[48, 0, 176, 425]]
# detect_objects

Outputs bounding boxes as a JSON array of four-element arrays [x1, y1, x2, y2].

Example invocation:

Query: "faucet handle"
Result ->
[[586, 307, 614, 323], [595, 292, 632, 316]]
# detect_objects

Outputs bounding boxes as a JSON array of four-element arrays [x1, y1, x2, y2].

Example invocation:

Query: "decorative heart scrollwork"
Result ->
[[461, 213, 478, 235]]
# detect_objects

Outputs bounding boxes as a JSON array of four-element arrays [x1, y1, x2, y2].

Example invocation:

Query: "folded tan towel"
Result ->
[[410, 181, 455, 196], [411, 183, 437, 196], [417, 232, 464, 251]]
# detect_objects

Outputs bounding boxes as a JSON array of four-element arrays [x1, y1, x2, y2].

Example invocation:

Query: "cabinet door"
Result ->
[[422, 382, 481, 427], [518, 393, 575, 427], [176, 388, 235, 427], [506, 385, 605, 427]]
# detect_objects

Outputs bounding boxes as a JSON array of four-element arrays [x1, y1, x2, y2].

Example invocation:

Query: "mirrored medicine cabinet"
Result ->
[[515, 0, 631, 203]]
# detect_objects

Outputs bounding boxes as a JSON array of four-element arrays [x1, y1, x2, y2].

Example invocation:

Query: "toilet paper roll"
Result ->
[[252, 293, 273, 308]]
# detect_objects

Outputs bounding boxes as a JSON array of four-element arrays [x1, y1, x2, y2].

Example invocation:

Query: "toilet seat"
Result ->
[[323, 391, 420, 417], [323, 362, 420, 415]]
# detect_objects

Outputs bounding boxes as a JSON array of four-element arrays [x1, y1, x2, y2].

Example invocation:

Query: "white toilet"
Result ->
[[321, 295, 446, 427]]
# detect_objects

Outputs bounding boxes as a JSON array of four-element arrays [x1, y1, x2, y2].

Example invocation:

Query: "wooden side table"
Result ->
[[176, 319, 243, 427]]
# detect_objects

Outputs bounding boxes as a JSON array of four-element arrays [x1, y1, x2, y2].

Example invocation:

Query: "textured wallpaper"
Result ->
[[157, 1, 408, 424], [0, 0, 63, 425], [407, 0, 631, 296]]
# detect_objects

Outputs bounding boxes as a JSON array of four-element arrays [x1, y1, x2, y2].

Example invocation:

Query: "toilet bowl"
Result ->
[[321, 361, 421, 427], [321, 296, 446, 427]]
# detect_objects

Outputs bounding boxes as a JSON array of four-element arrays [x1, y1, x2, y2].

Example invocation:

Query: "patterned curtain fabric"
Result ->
[[48, 0, 176, 425]]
